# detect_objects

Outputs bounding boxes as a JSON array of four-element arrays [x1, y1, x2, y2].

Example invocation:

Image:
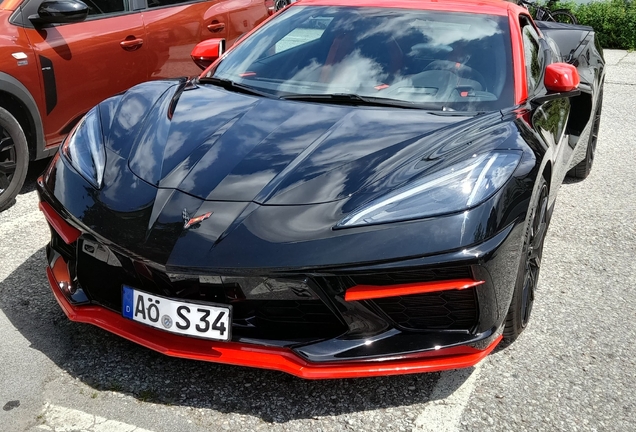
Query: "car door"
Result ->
[[19, 0, 149, 148], [141, 0, 269, 80], [142, 0, 229, 80], [521, 16, 573, 185], [223, 0, 271, 45]]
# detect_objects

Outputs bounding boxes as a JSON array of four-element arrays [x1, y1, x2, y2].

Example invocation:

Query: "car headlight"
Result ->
[[61, 107, 106, 188], [336, 151, 521, 228]]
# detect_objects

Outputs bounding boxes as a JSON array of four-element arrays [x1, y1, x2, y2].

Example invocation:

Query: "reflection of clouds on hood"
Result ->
[[245, 203, 341, 243], [272, 165, 349, 203], [208, 169, 278, 199], [131, 150, 157, 181], [116, 96, 145, 131], [177, 145, 221, 191], [163, 130, 187, 160]]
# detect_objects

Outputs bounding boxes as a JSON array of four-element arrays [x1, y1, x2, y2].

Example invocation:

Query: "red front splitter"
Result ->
[[46, 266, 501, 379]]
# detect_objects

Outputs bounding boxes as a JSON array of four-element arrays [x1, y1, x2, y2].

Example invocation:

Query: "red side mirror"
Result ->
[[544, 63, 580, 93], [191, 38, 225, 70]]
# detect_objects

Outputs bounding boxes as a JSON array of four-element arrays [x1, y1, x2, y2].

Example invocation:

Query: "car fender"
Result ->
[[0, 71, 48, 160]]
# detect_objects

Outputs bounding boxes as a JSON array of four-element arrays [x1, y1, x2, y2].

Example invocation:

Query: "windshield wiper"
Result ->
[[281, 93, 444, 110], [198, 76, 277, 99], [281, 93, 406, 107], [428, 110, 490, 117]]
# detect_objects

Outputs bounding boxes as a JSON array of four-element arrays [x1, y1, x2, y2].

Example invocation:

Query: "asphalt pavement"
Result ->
[[1, 50, 635, 432]]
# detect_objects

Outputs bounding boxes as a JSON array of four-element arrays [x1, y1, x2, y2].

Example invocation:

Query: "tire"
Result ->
[[567, 90, 603, 180], [0, 107, 29, 212], [548, 9, 578, 24], [274, 0, 290, 11], [503, 177, 549, 344]]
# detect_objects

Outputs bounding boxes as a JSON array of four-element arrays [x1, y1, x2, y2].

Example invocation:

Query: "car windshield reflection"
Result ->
[[204, 6, 514, 111]]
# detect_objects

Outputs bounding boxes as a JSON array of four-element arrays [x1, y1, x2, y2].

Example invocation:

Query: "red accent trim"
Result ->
[[296, 0, 509, 15], [46, 267, 500, 379], [509, 10, 528, 104], [39, 201, 81, 244], [345, 279, 485, 302], [375, 84, 390, 90]]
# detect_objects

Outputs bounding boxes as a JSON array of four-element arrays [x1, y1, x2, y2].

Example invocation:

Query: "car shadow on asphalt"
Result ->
[[0, 159, 50, 214], [19, 159, 52, 196], [0, 248, 476, 422]]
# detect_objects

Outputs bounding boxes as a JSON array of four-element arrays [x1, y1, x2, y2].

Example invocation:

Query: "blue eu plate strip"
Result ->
[[122, 286, 134, 319]]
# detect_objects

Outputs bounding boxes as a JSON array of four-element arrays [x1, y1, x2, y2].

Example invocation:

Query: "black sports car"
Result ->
[[38, 0, 604, 378]]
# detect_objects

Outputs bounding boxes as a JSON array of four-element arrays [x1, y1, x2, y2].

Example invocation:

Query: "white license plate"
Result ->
[[122, 286, 231, 341]]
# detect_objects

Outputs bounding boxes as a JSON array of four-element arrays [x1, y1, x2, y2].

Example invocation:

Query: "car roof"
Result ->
[[294, 0, 519, 16]]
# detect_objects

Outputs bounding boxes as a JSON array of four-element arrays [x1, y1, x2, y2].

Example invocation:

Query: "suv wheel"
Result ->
[[0, 107, 29, 212]]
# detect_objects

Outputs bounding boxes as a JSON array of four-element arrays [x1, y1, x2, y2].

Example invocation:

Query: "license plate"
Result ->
[[122, 286, 231, 341]]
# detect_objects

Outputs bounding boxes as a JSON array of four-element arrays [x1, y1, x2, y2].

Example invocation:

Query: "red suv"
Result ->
[[0, 0, 271, 210]]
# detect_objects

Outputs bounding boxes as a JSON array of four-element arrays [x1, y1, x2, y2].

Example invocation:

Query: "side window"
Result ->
[[520, 19, 544, 95], [83, 0, 126, 15]]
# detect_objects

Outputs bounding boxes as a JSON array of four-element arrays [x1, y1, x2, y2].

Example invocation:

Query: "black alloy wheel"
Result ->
[[0, 107, 29, 212], [503, 177, 549, 343], [568, 90, 603, 179]]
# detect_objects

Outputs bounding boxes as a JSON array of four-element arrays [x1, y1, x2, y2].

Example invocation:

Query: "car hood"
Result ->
[[104, 80, 506, 206]]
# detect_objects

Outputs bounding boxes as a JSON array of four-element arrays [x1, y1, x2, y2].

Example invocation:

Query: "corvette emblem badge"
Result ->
[[182, 209, 213, 229]]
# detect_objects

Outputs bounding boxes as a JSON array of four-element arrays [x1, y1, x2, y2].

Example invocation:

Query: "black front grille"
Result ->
[[246, 300, 344, 339], [50, 229, 75, 261], [372, 288, 478, 331], [74, 238, 346, 342]]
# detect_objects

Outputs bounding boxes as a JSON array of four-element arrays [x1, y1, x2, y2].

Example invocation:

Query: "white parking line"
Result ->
[[413, 365, 481, 432], [32, 404, 156, 432]]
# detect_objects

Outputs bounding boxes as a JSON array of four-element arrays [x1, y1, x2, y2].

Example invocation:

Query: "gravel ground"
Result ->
[[1, 50, 635, 432], [459, 50, 636, 431]]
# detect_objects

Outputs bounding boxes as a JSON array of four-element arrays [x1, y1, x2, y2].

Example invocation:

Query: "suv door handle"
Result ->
[[207, 22, 225, 32], [120, 38, 144, 51]]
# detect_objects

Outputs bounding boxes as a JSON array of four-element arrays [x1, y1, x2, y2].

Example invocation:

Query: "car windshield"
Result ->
[[205, 6, 514, 111]]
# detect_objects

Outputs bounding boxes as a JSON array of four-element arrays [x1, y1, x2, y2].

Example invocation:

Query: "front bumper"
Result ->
[[47, 260, 501, 379], [38, 170, 524, 378]]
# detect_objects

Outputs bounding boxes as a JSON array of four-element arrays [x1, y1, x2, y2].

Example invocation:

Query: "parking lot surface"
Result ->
[[1, 50, 635, 432]]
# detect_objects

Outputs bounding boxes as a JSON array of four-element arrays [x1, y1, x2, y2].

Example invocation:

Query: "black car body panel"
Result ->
[[44, 80, 539, 269]]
